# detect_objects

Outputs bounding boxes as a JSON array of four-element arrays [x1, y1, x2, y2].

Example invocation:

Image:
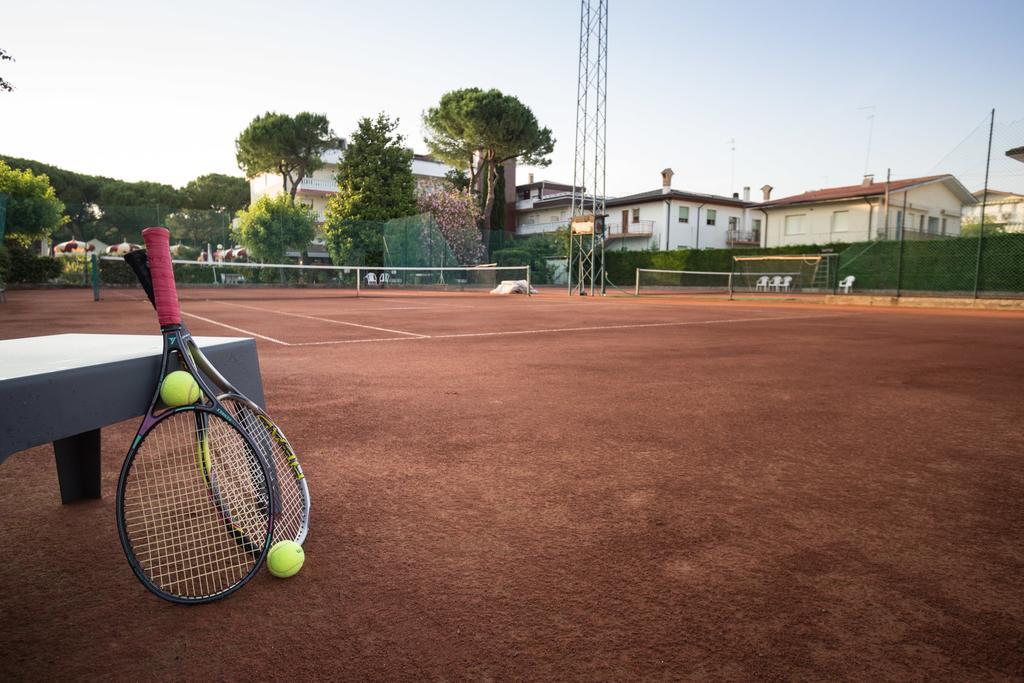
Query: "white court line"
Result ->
[[215, 301, 428, 338], [181, 312, 292, 345], [288, 312, 851, 345], [426, 313, 849, 339]]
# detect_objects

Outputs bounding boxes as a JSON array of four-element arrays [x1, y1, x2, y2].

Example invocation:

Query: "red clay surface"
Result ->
[[1, 287, 1022, 680]]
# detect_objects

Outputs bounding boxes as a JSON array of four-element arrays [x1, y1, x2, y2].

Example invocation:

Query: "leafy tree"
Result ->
[[322, 114, 417, 264], [1, 48, 14, 92], [182, 173, 250, 212], [960, 219, 1007, 237], [417, 189, 485, 265], [444, 168, 470, 191], [0, 160, 67, 244], [165, 209, 232, 248], [233, 194, 316, 263], [235, 112, 335, 200], [423, 88, 554, 229]]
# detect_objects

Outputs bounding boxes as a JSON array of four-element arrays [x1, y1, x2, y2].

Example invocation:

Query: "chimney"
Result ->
[[743, 186, 750, 202], [733, 192, 739, 199], [862, 173, 874, 186], [661, 168, 674, 194], [528, 172, 534, 184], [761, 184, 773, 201]]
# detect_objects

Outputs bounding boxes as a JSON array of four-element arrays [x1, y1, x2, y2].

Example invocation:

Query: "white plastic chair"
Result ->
[[364, 271, 378, 287], [379, 272, 390, 286], [755, 276, 769, 292], [389, 270, 403, 285], [838, 275, 855, 294], [780, 276, 793, 292], [768, 275, 783, 291]]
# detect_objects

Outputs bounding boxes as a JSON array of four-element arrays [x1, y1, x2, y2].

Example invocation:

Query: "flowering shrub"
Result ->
[[417, 189, 485, 265]]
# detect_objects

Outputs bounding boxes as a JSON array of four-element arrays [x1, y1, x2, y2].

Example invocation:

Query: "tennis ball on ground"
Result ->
[[267, 540, 305, 578], [160, 370, 201, 407]]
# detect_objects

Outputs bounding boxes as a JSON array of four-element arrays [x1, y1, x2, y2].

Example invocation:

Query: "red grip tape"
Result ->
[[141, 227, 181, 326]]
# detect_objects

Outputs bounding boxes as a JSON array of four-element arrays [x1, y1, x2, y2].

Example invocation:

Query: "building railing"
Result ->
[[726, 228, 761, 245], [606, 220, 654, 236], [516, 220, 567, 235], [298, 177, 339, 193]]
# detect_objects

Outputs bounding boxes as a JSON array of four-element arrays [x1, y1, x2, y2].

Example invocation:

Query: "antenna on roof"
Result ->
[[859, 106, 876, 176], [727, 138, 736, 193]]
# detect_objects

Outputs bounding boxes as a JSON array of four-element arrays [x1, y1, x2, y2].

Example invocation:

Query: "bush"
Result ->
[[0, 244, 9, 284], [4, 241, 62, 283]]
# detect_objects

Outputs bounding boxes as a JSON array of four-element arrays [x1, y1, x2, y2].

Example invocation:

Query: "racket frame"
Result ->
[[115, 323, 276, 604]]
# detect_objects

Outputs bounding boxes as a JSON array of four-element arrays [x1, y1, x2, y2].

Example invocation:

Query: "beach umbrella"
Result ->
[[53, 239, 95, 256], [105, 240, 142, 255]]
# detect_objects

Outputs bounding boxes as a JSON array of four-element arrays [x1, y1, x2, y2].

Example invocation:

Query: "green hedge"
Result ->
[[4, 241, 63, 283], [605, 233, 1024, 296], [837, 233, 1024, 294]]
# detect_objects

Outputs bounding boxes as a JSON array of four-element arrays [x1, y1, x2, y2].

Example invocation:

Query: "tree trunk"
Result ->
[[481, 157, 498, 231]]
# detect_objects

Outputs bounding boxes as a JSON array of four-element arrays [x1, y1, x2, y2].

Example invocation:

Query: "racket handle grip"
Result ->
[[142, 227, 181, 326]]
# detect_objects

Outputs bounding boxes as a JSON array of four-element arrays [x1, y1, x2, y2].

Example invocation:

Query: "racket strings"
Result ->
[[122, 410, 271, 600], [226, 400, 307, 544]]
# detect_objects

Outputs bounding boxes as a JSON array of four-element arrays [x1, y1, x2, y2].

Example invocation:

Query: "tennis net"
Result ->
[[97, 257, 530, 299], [634, 269, 733, 296]]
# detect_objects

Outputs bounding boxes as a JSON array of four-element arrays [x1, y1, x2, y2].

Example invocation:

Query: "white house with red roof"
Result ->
[[759, 174, 976, 247]]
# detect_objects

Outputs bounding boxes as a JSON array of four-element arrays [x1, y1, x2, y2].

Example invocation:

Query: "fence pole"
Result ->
[[90, 254, 100, 302], [728, 257, 736, 301], [973, 108, 995, 299], [895, 191, 908, 297], [526, 265, 532, 297], [356, 267, 361, 298], [634, 268, 640, 296]]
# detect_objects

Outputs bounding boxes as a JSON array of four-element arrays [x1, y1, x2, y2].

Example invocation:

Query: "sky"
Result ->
[[2, 0, 1023, 200]]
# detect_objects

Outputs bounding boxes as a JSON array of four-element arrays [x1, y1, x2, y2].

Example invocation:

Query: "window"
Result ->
[[784, 214, 805, 235], [928, 216, 939, 234], [678, 206, 689, 223], [707, 209, 717, 226], [728, 216, 739, 230], [752, 218, 762, 231], [941, 218, 948, 235], [832, 210, 849, 233], [632, 208, 640, 222]]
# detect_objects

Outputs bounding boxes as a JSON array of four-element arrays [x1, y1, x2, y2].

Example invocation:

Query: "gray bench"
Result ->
[[0, 333, 265, 503]]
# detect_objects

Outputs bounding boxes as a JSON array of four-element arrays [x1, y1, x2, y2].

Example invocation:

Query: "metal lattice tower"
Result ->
[[568, 0, 608, 296]]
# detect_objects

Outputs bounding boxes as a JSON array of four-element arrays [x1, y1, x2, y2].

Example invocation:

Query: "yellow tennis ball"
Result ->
[[160, 370, 201, 407], [267, 540, 305, 578]]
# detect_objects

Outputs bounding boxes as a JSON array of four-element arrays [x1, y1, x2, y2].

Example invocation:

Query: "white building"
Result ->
[[759, 174, 976, 247], [514, 169, 761, 251], [962, 190, 1024, 233], [249, 146, 451, 224]]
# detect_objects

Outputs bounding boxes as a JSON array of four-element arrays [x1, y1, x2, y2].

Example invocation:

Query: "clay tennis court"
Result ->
[[1, 288, 1022, 679]]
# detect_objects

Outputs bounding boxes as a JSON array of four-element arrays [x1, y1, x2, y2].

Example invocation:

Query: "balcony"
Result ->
[[297, 177, 339, 195], [726, 228, 760, 246], [516, 220, 567, 235], [606, 220, 654, 238]]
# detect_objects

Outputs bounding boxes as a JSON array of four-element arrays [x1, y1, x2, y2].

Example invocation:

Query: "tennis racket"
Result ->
[[116, 228, 275, 604], [123, 248, 311, 546]]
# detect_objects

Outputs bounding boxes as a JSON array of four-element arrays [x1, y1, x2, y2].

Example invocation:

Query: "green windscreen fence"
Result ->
[[836, 232, 1024, 298]]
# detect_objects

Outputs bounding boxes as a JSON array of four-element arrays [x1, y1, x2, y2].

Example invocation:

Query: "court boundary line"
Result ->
[[214, 301, 429, 338]]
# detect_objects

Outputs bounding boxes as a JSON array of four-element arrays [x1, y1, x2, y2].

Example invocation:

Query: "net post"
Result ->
[[90, 254, 100, 302], [356, 266, 361, 298], [634, 268, 640, 296], [728, 257, 736, 301], [526, 265, 532, 297]]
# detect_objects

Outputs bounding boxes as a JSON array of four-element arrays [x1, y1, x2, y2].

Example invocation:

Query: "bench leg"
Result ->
[[53, 429, 102, 504]]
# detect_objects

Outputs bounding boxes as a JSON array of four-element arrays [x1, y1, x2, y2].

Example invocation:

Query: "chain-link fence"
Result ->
[[836, 233, 1024, 298]]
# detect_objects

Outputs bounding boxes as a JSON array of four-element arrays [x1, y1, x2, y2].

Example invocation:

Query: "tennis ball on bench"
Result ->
[[267, 540, 305, 578], [160, 371, 201, 407]]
